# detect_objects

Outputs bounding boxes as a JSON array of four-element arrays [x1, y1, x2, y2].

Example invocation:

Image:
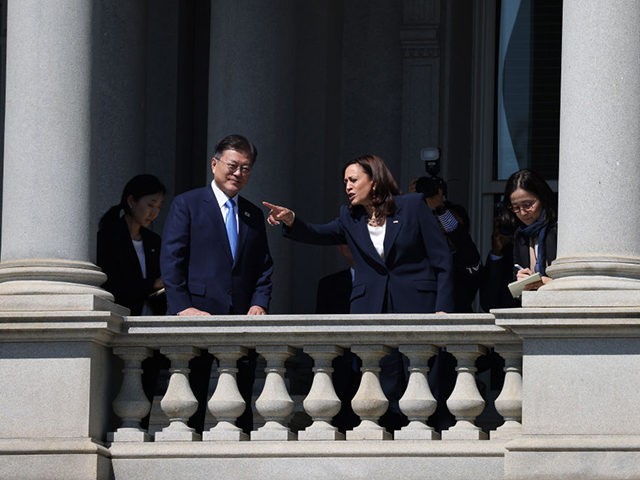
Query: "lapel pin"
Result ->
[[393, 220, 399, 224], [244, 211, 251, 217]]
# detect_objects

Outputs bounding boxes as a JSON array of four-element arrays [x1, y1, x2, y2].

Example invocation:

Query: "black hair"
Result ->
[[99, 174, 166, 230], [501, 168, 557, 228], [342, 154, 400, 219], [212, 134, 258, 164]]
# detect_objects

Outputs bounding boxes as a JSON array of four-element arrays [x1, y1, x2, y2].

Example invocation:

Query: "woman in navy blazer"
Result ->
[[264, 154, 454, 314]]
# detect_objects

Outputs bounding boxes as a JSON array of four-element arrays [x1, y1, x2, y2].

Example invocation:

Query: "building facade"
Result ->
[[1, 1, 640, 479]]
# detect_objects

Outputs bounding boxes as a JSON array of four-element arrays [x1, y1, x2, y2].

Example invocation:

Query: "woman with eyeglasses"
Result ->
[[480, 168, 557, 311]]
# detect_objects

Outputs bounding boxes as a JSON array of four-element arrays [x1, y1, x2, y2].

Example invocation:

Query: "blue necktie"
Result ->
[[225, 198, 238, 260]]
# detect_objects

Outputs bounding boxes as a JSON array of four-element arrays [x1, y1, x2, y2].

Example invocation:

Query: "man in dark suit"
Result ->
[[161, 134, 273, 316], [160, 134, 273, 433]]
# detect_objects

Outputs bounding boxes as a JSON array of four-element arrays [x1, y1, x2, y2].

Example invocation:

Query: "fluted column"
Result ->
[[0, 1, 109, 300], [531, 0, 640, 308], [442, 344, 487, 440], [203, 346, 248, 441], [491, 345, 522, 440], [346, 345, 391, 440], [251, 345, 296, 441], [155, 346, 200, 442], [395, 344, 439, 440], [299, 345, 344, 441]]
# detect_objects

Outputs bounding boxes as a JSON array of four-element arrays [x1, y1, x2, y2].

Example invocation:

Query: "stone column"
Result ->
[[530, 0, 640, 308], [499, 4, 640, 478], [0, 1, 108, 300]]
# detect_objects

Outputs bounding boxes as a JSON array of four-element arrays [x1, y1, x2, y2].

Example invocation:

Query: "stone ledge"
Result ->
[[0, 294, 127, 314], [109, 439, 507, 458], [494, 308, 640, 338], [0, 437, 111, 456], [506, 434, 640, 451], [504, 435, 640, 480]]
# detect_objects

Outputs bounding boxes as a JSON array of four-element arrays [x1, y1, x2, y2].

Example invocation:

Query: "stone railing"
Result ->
[[110, 314, 522, 445], [3, 301, 637, 480]]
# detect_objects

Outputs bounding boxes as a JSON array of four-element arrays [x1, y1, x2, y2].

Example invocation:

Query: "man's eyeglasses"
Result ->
[[217, 158, 252, 176], [508, 199, 538, 213]]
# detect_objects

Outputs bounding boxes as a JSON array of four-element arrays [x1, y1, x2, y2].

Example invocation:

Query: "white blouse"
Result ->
[[368, 223, 386, 259]]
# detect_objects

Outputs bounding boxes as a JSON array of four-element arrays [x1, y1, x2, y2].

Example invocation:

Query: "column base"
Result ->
[[108, 428, 151, 442], [346, 420, 392, 440], [0, 259, 112, 300], [523, 275, 640, 307], [534, 256, 640, 307], [155, 429, 201, 442], [441, 426, 488, 440], [298, 422, 345, 441], [250, 421, 297, 441], [202, 422, 249, 441], [394, 421, 440, 440]]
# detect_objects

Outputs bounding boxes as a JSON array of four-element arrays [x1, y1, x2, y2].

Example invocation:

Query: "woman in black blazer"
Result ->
[[97, 174, 166, 315], [264, 154, 454, 314]]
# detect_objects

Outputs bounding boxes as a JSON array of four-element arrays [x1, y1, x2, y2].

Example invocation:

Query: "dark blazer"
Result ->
[[161, 186, 273, 315], [97, 217, 164, 315], [315, 268, 353, 314], [480, 222, 558, 311], [285, 193, 454, 313]]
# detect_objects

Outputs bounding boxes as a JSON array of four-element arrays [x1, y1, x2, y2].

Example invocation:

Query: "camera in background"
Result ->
[[415, 147, 447, 197]]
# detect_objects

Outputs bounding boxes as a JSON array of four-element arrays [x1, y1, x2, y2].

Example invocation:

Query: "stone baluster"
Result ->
[[441, 344, 488, 440], [251, 345, 296, 440], [299, 345, 344, 441], [155, 346, 201, 441], [491, 345, 522, 440], [203, 346, 248, 441], [395, 344, 439, 440], [346, 345, 391, 440], [110, 347, 152, 442]]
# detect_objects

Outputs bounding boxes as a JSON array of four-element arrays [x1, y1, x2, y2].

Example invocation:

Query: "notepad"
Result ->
[[508, 272, 542, 298]]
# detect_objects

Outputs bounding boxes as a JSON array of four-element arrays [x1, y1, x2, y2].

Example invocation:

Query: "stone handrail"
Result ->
[[109, 313, 522, 443]]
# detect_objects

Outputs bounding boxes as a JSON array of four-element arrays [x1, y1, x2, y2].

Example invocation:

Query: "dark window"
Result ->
[[494, 0, 562, 180]]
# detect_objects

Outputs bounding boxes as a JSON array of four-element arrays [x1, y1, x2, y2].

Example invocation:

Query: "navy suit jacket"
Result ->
[[161, 186, 273, 315], [285, 193, 454, 313], [315, 268, 353, 314]]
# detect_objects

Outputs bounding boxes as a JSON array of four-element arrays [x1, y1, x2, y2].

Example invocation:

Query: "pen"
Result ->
[[514, 264, 524, 271]]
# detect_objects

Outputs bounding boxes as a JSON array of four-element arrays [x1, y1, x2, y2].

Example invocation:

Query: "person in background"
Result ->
[[409, 174, 481, 431], [480, 168, 557, 311], [264, 153, 454, 432], [97, 174, 166, 315], [411, 175, 482, 313]]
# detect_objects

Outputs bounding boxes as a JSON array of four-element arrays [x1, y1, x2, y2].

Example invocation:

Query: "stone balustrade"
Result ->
[[109, 314, 521, 446]]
